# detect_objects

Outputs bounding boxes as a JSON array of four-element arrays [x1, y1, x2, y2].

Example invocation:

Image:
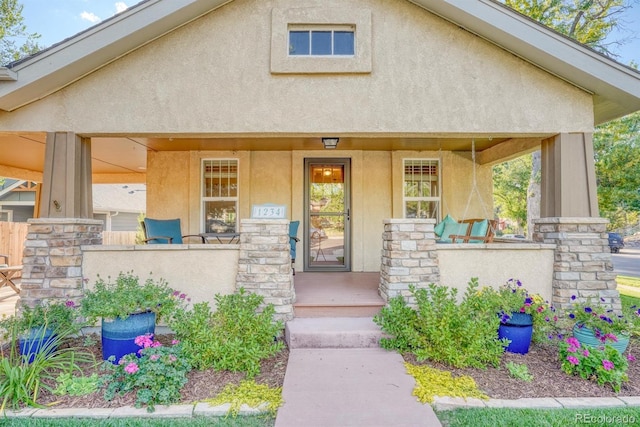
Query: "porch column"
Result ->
[[379, 219, 440, 305], [540, 133, 599, 217], [533, 217, 620, 313], [40, 132, 93, 218], [235, 219, 295, 322], [20, 218, 103, 308]]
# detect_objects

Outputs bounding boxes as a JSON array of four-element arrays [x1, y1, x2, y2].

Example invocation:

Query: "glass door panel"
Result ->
[[305, 159, 350, 271]]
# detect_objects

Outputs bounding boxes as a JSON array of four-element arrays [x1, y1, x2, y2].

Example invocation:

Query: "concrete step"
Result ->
[[285, 317, 384, 349], [293, 303, 383, 318]]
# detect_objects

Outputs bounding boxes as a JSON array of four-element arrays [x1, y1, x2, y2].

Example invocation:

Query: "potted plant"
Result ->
[[485, 278, 558, 354], [567, 295, 631, 353], [0, 300, 83, 363], [80, 272, 183, 363]]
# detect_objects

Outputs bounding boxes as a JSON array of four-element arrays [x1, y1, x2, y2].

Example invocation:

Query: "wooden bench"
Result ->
[[450, 219, 497, 243]]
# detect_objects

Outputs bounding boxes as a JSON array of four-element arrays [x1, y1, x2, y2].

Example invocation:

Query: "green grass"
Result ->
[[0, 415, 275, 427], [617, 275, 640, 299], [616, 276, 640, 289], [436, 407, 640, 427]]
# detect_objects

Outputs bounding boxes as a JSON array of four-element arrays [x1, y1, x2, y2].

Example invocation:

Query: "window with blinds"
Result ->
[[403, 159, 440, 219]]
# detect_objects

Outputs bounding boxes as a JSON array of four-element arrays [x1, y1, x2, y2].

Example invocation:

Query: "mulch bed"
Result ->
[[35, 333, 289, 409], [403, 338, 640, 399], [16, 334, 640, 410]]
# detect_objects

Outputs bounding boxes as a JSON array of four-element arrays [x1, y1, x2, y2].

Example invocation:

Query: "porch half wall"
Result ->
[[437, 244, 554, 301], [81, 244, 238, 309]]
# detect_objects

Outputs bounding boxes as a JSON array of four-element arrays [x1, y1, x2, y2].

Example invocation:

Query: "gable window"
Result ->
[[271, 8, 371, 74], [202, 159, 238, 234], [289, 28, 355, 56], [403, 159, 440, 219]]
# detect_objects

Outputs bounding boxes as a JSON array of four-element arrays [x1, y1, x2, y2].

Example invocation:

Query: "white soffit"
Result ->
[[0, 0, 231, 111], [410, 0, 640, 124]]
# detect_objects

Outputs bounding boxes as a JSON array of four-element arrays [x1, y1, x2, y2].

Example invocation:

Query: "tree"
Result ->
[[495, 0, 639, 234], [0, 0, 41, 65]]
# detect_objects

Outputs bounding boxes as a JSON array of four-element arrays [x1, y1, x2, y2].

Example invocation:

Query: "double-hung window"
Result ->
[[202, 159, 238, 233], [403, 159, 440, 219]]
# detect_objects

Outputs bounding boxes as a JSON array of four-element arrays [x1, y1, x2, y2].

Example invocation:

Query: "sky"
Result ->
[[13, 0, 640, 66]]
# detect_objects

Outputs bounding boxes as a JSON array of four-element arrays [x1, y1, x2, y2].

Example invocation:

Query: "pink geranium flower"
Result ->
[[124, 362, 139, 374], [567, 356, 579, 365], [602, 360, 614, 371]]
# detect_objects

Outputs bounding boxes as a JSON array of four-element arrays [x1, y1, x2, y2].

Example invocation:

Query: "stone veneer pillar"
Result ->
[[533, 217, 620, 312], [379, 219, 440, 304], [20, 218, 103, 308], [235, 219, 295, 322]]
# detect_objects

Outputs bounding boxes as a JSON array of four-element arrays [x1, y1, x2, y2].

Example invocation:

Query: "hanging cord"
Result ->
[[460, 139, 493, 226], [439, 141, 451, 218]]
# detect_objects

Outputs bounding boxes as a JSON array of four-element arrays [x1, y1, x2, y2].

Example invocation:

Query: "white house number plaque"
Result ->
[[251, 204, 287, 219]]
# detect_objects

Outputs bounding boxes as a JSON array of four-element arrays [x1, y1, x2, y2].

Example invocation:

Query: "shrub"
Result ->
[[404, 363, 488, 403], [204, 380, 283, 416], [374, 279, 506, 368], [169, 288, 284, 377], [99, 334, 191, 412]]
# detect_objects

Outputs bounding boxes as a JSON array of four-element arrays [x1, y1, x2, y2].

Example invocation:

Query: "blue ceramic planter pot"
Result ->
[[19, 326, 57, 363], [572, 323, 630, 354], [101, 311, 156, 363], [498, 313, 533, 355]]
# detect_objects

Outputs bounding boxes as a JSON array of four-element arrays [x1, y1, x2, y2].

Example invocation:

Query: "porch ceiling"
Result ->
[[0, 133, 547, 182]]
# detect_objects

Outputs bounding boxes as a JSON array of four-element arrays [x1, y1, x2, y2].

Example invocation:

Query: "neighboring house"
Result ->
[[0, 0, 639, 316], [0, 179, 145, 231]]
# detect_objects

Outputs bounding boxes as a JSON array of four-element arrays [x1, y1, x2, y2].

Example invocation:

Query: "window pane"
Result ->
[[405, 201, 438, 219], [204, 201, 237, 233], [334, 31, 354, 55], [404, 160, 438, 198], [311, 31, 332, 55], [203, 160, 238, 197], [289, 31, 309, 55]]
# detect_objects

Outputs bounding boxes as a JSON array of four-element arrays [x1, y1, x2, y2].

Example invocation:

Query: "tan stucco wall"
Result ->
[[437, 244, 555, 302], [1, 0, 593, 134], [81, 245, 239, 309]]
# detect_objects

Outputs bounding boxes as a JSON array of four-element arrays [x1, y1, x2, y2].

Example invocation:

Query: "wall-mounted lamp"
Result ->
[[322, 137, 339, 149]]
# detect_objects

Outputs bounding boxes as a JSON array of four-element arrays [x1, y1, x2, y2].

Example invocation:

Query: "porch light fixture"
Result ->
[[322, 137, 339, 149]]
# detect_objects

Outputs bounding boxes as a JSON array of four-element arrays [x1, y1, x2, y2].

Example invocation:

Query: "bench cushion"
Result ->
[[468, 219, 489, 243], [439, 221, 469, 243], [434, 214, 456, 237]]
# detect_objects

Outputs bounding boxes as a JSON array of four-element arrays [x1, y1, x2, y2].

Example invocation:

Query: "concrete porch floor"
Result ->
[[292, 272, 385, 317]]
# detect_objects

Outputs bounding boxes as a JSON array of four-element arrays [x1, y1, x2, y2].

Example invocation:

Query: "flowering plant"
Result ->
[[567, 295, 631, 343], [0, 299, 84, 337], [481, 278, 559, 343], [99, 333, 191, 412], [81, 272, 185, 323], [559, 336, 631, 392]]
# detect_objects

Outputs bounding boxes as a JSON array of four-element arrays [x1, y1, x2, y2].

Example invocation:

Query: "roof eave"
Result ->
[[0, 0, 231, 112]]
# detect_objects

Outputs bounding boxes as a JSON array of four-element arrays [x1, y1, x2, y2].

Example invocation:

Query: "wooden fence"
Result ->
[[0, 221, 29, 265], [0, 223, 139, 265]]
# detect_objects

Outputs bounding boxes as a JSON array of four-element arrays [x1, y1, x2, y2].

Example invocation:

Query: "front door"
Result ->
[[304, 158, 351, 272]]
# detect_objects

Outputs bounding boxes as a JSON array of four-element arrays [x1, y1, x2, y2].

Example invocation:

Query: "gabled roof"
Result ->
[[0, 0, 639, 124]]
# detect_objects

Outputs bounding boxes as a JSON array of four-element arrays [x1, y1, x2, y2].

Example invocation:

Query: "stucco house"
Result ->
[[0, 0, 639, 319]]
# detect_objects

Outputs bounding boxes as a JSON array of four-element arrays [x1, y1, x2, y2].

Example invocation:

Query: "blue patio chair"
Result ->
[[142, 218, 205, 244], [289, 221, 300, 275]]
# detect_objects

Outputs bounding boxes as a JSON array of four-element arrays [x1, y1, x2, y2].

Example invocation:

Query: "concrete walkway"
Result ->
[[275, 348, 441, 427]]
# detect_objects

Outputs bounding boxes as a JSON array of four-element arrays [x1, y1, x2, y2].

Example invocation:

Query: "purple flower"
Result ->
[[571, 295, 577, 300], [567, 356, 579, 365], [569, 313, 575, 319], [65, 300, 76, 308], [582, 349, 590, 357], [602, 360, 614, 371], [567, 345, 578, 353], [179, 293, 186, 299], [584, 307, 593, 314], [627, 354, 636, 362]]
